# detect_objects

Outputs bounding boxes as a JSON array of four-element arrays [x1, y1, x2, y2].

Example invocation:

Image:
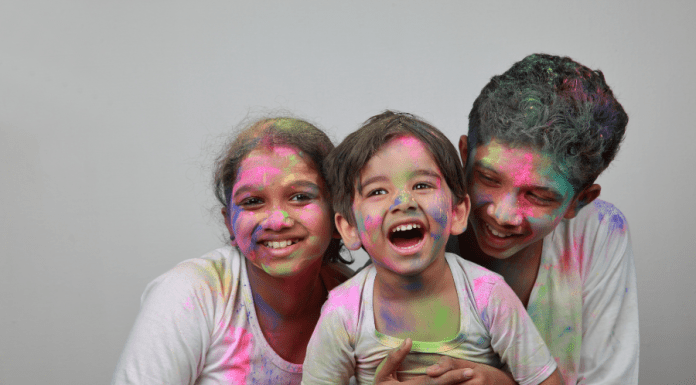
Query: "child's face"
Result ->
[[336, 136, 469, 277], [224, 145, 333, 277], [464, 137, 579, 259]]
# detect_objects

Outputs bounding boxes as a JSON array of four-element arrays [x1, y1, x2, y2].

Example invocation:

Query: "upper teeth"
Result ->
[[486, 223, 512, 238], [392, 224, 421, 232], [264, 240, 297, 249]]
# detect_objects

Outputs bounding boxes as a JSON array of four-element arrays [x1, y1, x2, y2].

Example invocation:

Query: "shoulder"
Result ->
[[143, 246, 241, 302], [446, 252, 505, 285], [551, 199, 633, 280], [445, 253, 509, 311], [322, 266, 372, 314], [570, 199, 630, 235]]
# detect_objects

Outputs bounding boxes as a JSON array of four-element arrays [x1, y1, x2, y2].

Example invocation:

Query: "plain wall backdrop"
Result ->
[[1, 1, 694, 384]]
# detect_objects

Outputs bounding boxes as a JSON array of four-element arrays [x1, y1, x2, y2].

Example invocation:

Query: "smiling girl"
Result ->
[[112, 117, 352, 384]]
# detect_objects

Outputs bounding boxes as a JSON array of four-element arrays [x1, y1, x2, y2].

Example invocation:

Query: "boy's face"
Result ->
[[462, 136, 582, 259], [336, 136, 469, 277]]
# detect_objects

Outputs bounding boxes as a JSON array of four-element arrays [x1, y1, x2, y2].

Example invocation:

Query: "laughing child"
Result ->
[[302, 111, 563, 385]]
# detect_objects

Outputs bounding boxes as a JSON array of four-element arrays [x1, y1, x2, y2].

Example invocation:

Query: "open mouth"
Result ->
[[388, 223, 425, 249]]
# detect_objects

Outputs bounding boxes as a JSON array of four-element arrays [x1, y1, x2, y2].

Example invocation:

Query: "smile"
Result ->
[[262, 239, 299, 249], [485, 223, 514, 238]]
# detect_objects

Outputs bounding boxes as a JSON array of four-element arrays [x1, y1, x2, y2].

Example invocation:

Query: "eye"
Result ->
[[367, 188, 387, 197], [413, 182, 432, 190], [526, 192, 554, 205], [239, 196, 263, 207], [290, 192, 315, 202], [476, 171, 499, 186]]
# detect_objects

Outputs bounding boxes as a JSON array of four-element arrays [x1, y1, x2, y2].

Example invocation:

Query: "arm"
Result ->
[[111, 262, 218, 385], [485, 278, 558, 385], [580, 211, 639, 384], [301, 294, 357, 385]]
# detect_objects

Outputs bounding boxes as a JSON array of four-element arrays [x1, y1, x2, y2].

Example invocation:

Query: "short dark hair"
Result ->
[[325, 111, 466, 226], [468, 53, 628, 192], [213, 117, 346, 263]]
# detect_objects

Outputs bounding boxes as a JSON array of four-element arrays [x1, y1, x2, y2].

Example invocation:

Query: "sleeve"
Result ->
[[111, 261, 221, 385], [579, 213, 639, 384], [301, 293, 357, 385], [485, 278, 557, 385]]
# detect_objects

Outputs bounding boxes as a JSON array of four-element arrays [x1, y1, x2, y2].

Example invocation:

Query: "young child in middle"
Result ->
[[302, 111, 563, 385]]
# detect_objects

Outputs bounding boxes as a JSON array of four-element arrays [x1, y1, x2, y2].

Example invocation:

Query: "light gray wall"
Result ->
[[1, 1, 694, 384]]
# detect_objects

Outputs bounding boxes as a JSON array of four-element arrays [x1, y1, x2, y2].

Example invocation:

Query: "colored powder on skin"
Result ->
[[380, 306, 406, 333], [431, 306, 450, 330], [253, 291, 281, 331], [222, 326, 253, 383], [404, 279, 423, 291]]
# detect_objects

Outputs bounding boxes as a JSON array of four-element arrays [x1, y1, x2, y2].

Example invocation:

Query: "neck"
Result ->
[[374, 252, 451, 302], [245, 259, 325, 320]]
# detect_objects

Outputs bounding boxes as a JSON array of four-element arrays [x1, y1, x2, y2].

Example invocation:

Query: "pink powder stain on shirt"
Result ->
[[472, 275, 497, 316], [559, 238, 584, 274], [322, 283, 362, 334], [222, 326, 254, 384]]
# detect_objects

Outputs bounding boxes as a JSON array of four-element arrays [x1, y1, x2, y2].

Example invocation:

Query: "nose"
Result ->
[[390, 190, 417, 212], [261, 209, 294, 231], [487, 193, 523, 226]]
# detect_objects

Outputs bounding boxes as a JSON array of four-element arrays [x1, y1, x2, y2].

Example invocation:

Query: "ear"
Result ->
[[221, 207, 237, 246], [335, 212, 362, 250], [564, 184, 601, 219], [450, 194, 471, 235], [458, 135, 469, 168]]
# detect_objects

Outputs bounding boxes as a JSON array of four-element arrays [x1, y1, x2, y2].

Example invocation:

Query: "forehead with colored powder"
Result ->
[[234, 145, 314, 192], [476, 138, 574, 198], [361, 135, 442, 187]]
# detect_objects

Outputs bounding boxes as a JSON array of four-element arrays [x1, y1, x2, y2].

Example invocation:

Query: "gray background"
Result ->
[[1, 1, 694, 384]]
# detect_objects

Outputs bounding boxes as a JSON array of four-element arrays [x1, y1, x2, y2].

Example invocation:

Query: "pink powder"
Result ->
[[222, 326, 253, 384], [472, 275, 497, 314]]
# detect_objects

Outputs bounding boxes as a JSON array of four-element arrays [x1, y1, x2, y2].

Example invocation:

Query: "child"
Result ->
[[112, 117, 352, 385], [448, 53, 639, 384], [302, 111, 562, 385]]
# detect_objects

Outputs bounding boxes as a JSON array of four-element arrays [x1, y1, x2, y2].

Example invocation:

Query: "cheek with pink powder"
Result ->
[[355, 211, 382, 246]]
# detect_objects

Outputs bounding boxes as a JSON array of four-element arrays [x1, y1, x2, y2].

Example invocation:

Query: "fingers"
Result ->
[[438, 368, 474, 384], [426, 356, 455, 377], [416, 368, 475, 385], [374, 338, 412, 382]]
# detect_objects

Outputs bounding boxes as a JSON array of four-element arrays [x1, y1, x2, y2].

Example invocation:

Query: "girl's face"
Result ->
[[225, 145, 333, 277]]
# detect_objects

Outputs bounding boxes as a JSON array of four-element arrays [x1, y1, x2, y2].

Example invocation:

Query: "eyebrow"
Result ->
[[358, 169, 442, 194]]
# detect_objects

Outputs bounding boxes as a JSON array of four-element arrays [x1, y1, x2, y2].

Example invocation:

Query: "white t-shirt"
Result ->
[[302, 253, 557, 385], [112, 246, 348, 385], [527, 200, 639, 384]]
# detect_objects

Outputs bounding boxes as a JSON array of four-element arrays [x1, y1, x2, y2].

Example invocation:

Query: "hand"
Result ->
[[374, 339, 475, 385], [426, 357, 517, 385]]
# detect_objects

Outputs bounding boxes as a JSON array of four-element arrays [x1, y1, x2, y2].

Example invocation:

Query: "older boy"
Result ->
[[441, 54, 638, 384], [302, 111, 563, 385]]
